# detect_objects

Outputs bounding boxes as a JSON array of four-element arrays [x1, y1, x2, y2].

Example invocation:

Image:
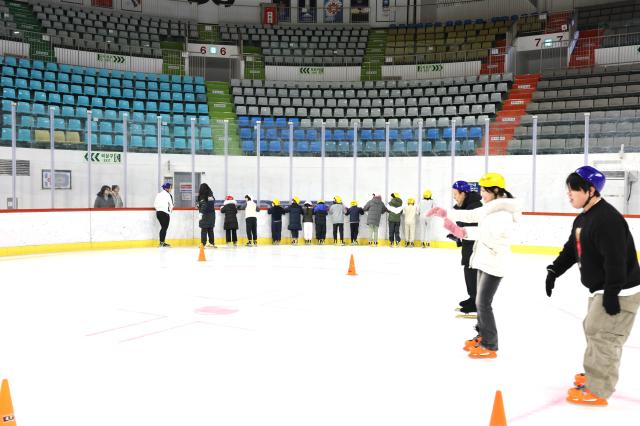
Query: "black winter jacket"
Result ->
[[220, 201, 239, 230], [302, 206, 314, 223], [268, 205, 285, 221], [550, 199, 640, 295], [346, 206, 364, 223], [286, 203, 303, 230], [197, 197, 216, 229], [453, 191, 483, 267]]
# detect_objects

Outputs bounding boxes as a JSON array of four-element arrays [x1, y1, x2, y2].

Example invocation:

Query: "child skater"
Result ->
[[302, 201, 315, 245], [417, 189, 435, 247], [546, 166, 640, 406], [268, 198, 285, 245], [285, 196, 303, 245], [313, 200, 329, 244], [402, 198, 418, 247], [346, 200, 364, 245], [428, 173, 520, 359], [329, 195, 346, 246]]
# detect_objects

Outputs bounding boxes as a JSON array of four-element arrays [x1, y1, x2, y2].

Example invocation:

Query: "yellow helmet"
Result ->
[[407, 198, 415, 205], [318, 199, 324, 203], [423, 189, 432, 199], [391, 192, 400, 199], [272, 198, 280, 206], [479, 172, 505, 189], [334, 195, 342, 203], [350, 200, 357, 206], [293, 196, 300, 204]]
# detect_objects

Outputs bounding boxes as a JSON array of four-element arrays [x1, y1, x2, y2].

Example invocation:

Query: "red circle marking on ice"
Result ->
[[194, 306, 238, 315]]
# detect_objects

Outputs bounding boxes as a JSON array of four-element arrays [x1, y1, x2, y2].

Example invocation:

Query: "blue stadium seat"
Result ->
[[160, 91, 171, 102], [148, 82, 158, 91], [91, 97, 104, 108], [185, 93, 195, 103], [334, 129, 346, 141], [20, 115, 34, 127], [36, 117, 50, 128], [26, 83, 43, 99], [114, 135, 123, 146], [173, 103, 184, 114], [171, 83, 181, 92], [147, 101, 159, 112], [1, 127, 11, 141], [118, 100, 130, 110], [296, 141, 309, 153], [143, 124, 155, 135], [184, 84, 194, 93], [195, 85, 205, 94], [61, 106, 75, 117], [99, 134, 113, 146], [1, 76, 13, 87], [174, 127, 186, 137], [99, 122, 113, 133], [185, 103, 196, 114], [293, 129, 305, 141], [240, 128, 252, 139], [307, 128, 318, 141], [144, 136, 157, 148], [131, 135, 143, 147], [135, 80, 146, 90], [400, 129, 414, 140], [1, 67, 15, 77], [160, 82, 170, 92], [123, 89, 134, 99], [325, 129, 334, 141], [426, 128, 439, 140], [62, 94, 74, 105], [135, 90, 146, 100], [109, 88, 121, 98], [238, 116, 250, 127], [470, 127, 482, 139], [58, 73, 69, 84], [200, 127, 211, 138], [361, 129, 373, 141], [84, 76, 95, 86], [456, 127, 468, 139], [268, 140, 281, 153], [15, 78, 27, 89], [68, 119, 82, 131], [32, 60, 44, 70], [84, 86, 96, 97], [122, 79, 133, 89], [241, 139, 255, 153], [392, 141, 406, 155], [174, 138, 187, 149], [70, 85, 82, 95], [17, 89, 30, 101], [373, 129, 384, 140], [406, 141, 418, 155], [463, 140, 475, 154], [198, 116, 210, 126], [2, 88, 15, 99], [45, 61, 56, 72], [91, 109, 103, 120], [71, 74, 83, 85], [16, 68, 29, 79], [18, 128, 30, 143], [31, 103, 46, 115], [435, 140, 447, 154], [422, 141, 433, 155], [197, 104, 208, 115], [310, 141, 321, 153], [75, 106, 87, 118], [325, 141, 337, 154], [337, 141, 350, 155], [104, 109, 118, 120], [159, 102, 171, 113], [76, 96, 89, 107]]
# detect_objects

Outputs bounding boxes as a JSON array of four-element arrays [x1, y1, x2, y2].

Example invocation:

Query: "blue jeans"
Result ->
[[476, 271, 502, 351]]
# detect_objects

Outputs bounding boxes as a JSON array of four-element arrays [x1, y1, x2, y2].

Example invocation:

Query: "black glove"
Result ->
[[603, 292, 621, 316], [545, 268, 556, 297]]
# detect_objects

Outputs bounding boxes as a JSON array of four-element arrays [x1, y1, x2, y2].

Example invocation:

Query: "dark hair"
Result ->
[[245, 195, 251, 201], [198, 183, 213, 202], [566, 172, 600, 197], [111, 185, 119, 191], [483, 186, 514, 199], [97, 185, 110, 197]]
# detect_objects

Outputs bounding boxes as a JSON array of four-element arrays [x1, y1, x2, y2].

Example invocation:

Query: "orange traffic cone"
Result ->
[[0, 379, 17, 425], [347, 254, 357, 276], [489, 390, 507, 426], [198, 244, 206, 262]]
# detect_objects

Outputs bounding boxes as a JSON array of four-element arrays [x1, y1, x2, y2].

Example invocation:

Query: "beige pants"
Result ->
[[583, 292, 640, 398], [404, 222, 415, 242]]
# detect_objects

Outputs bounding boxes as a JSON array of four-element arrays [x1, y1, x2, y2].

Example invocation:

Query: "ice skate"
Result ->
[[566, 386, 607, 406], [463, 335, 482, 351], [468, 345, 497, 359]]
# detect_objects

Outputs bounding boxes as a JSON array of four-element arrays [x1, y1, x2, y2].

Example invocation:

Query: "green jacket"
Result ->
[[387, 197, 403, 223]]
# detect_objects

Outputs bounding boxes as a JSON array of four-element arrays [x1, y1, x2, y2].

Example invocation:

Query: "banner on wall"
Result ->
[[265, 65, 360, 81], [350, 0, 369, 23], [381, 60, 481, 79], [323, 0, 343, 23], [54, 47, 163, 74], [595, 44, 640, 65]]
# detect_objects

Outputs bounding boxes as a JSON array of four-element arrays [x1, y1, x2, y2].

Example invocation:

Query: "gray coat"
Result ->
[[363, 196, 387, 226], [328, 203, 346, 224]]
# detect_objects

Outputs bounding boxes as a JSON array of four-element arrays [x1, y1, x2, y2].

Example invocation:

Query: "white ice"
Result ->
[[0, 245, 639, 426]]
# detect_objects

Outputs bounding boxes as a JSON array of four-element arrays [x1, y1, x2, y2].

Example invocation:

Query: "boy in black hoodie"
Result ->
[[546, 166, 640, 406], [451, 181, 483, 314]]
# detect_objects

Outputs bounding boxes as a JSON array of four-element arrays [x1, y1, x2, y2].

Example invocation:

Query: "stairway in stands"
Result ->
[[481, 38, 506, 74], [206, 82, 242, 155], [569, 29, 604, 68], [6, 0, 55, 61], [479, 74, 540, 155]]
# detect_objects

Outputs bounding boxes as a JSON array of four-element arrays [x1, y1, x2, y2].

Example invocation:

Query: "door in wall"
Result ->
[[173, 172, 202, 208]]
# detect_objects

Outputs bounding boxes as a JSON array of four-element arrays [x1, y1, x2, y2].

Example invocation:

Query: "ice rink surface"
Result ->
[[0, 244, 639, 426]]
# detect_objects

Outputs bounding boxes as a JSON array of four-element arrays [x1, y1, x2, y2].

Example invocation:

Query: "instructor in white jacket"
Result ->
[[154, 182, 174, 247], [428, 173, 520, 360]]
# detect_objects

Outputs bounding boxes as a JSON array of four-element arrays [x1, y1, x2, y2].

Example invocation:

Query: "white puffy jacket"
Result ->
[[154, 190, 174, 214], [448, 198, 521, 277]]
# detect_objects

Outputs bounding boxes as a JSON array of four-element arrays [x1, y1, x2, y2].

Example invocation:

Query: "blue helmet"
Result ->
[[161, 182, 172, 190], [575, 166, 605, 193], [452, 180, 470, 193]]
